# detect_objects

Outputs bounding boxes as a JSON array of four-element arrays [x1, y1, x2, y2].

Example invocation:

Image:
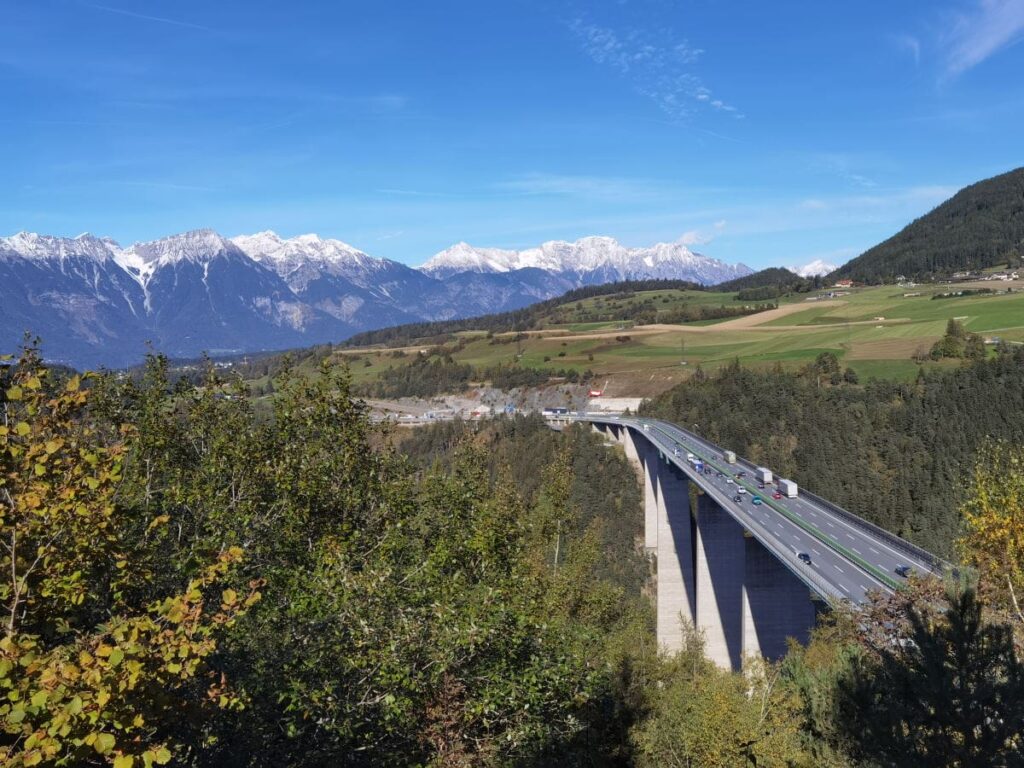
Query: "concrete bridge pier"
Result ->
[[591, 422, 817, 670], [655, 461, 696, 651], [742, 537, 817, 660], [694, 492, 746, 669]]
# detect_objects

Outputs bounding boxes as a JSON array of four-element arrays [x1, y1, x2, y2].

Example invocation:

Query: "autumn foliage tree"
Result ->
[[0, 350, 258, 767], [959, 441, 1024, 621]]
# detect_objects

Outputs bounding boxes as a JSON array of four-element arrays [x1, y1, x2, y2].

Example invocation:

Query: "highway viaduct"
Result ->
[[574, 415, 944, 670]]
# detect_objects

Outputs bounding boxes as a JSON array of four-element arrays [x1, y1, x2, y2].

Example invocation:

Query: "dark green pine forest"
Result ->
[[834, 166, 1024, 282]]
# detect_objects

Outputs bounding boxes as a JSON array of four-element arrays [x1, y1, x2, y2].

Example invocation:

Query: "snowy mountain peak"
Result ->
[[421, 241, 519, 276], [789, 259, 838, 278], [0, 231, 121, 262], [231, 231, 369, 268], [128, 229, 235, 265], [421, 235, 751, 284]]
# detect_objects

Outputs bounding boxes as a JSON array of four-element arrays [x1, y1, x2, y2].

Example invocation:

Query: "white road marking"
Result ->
[[835, 565, 844, 573], [852, 547, 862, 555]]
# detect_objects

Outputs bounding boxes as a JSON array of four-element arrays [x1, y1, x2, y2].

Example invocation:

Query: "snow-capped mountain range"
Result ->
[[421, 236, 750, 285], [788, 259, 837, 278], [0, 229, 753, 368]]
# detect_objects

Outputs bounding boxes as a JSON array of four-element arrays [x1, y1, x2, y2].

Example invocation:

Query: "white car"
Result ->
[[737, 488, 746, 495], [726, 478, 734, 485]]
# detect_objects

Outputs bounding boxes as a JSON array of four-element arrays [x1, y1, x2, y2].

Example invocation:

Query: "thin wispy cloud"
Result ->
[[893, 33, 922, 65], [944, 0, 1024, 74], [808, 153, 879, 189], [567, 18, 740, 121], [81, 2, 211, 31], [496, 172, 679, 202], [678, 219, 726, 247]]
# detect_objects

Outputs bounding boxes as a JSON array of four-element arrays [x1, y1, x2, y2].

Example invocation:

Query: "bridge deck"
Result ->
[[582, 416, 944, 603]]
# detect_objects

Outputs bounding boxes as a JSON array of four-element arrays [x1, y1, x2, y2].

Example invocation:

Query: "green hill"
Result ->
[[835, 167, 1024, 283], [714, 267, 823, 300]]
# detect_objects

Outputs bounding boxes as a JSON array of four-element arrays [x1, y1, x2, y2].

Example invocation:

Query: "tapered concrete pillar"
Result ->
[[656, 465, 696, 651], [695, 493, 745, 669], [742, 537, 817, 661], [640, 440, 660, 552], [620, 426, 640, 464]]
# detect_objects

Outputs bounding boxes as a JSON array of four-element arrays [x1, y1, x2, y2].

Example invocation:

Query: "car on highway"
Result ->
[[798, 552, 812, 565], [751, 496, 763, 506], [704, 468, 712, 475], [673, 446, 682, 457], [736, 471, 746, 479], [772, 492, 783, 500], [757, 482, 765, 490], [895, 565, 913, 578], [717, 471, 724, 478], [726, 478, 734, 485], [732, 495, 742, 502], [737, 487, 746, 495]]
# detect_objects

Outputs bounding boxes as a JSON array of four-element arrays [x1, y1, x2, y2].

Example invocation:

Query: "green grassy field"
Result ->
[[330, 281, 1024, 397]]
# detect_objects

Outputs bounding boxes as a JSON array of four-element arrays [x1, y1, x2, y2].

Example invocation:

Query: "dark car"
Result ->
[[895, 565, 912, 578], [757, 482, 765, 490], [798, 552, 812, 565], [732, 495, 742, 502]]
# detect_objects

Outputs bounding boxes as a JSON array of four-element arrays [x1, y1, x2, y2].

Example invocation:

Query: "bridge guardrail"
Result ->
[[794, 487, 945, 573], [661, 454, 846, 602], [645, 422, 901, 591], [657, 420, 946, 576]]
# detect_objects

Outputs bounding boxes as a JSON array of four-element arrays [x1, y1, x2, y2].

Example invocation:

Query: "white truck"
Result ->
[[778, 478, 798, 498], [723, 450, 737, 464], [755, 467, 773, 484]]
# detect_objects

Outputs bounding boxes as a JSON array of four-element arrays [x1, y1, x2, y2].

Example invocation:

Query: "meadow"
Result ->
[[329, 280, 1024, 396]]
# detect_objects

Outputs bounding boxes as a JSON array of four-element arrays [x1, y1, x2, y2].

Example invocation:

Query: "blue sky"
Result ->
[[2, 0, 1024, 269]]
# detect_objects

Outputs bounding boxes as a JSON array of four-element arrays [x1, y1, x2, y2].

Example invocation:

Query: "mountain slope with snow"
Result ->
[[789, 259, 838, 278], [421, 236, 752, 284], [0, 228, 755, 368]]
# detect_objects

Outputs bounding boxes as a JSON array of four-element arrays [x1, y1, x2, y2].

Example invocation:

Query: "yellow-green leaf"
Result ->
[[94, 732, 116, 754], [6, 386, 22, 401], [114, 754, 135, 768]]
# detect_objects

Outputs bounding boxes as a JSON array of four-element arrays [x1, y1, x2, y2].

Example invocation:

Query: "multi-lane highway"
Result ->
[[579, 415, 944, 603]]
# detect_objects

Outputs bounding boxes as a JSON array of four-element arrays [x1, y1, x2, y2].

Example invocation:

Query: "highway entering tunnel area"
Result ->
[[572, 414, 945, 669]]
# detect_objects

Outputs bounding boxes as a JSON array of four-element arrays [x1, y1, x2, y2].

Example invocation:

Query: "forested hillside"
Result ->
[[342, 279, 707, 348], [714, 266, 813, 293], [5, 346, 1024, 765], [834, 166, 1024, 282], [641, 348, 1024, 556]]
